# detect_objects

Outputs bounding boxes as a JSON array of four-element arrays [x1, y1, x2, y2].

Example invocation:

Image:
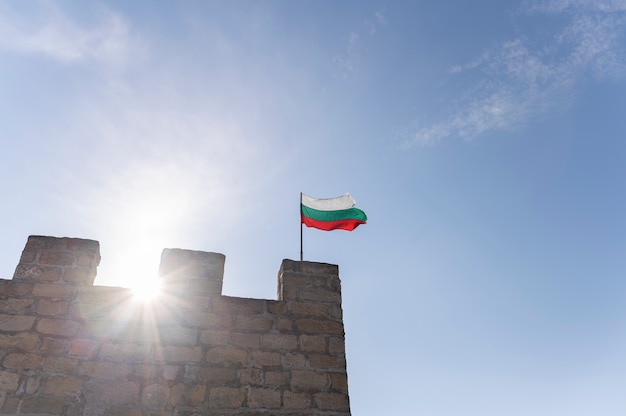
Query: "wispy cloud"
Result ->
[[405, 0, 626, 147], [334, 9, 388, 77], [0, 1, 143, 68]]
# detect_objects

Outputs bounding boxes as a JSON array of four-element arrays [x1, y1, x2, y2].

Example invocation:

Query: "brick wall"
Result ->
[[0, 236, 351, 415]]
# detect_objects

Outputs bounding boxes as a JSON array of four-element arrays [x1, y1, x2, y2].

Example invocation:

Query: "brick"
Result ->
[[197, 367, 238, 385], [205, 347, 247, 367], [0, 280, 32, 295], [187, 312, 230, 329], [20, 397, 66, 414], [0, 332, 39, 350], [295, 318, 344, 335], [78, 361, 130, 379], [68, 338, 98, 358], [36, 299, 70, 316], [247, 387, 281, 408], [314, 392, 350, 411], [328, 336, 345, 354], [0, 298, 34, 313], [212, 297, 264, 315], [0, 370, 20, 391], [299, 287, 340, 303], [200, 329, 230, 346], [238, 368, 261, 385], [300, 335, 326, 352], [32, 283, 76, 300], [266, 301, 287, 314], [19, 249, 37, 263], [275, 317, 294, 331], [170, 383, 206, 406], [3, 352, 43, 370], [83, 379, 140, 406], [43, 356, 78, 374], [25, 236, 67, 250], [142, 384, 170, 408], [261, 334, 298, 351], [330, 372, 349, 392], [63, 267, 96, 284], [37, 317, 81, 336], [208, 386, 245, 409], [282, 353, 307, 369], [230, 332, 260, 348], [283, 391, 312, 409], [164, 365, 181, 380], [13, 264, 64, 282], [290, 301, 328, 317], [132, 364, 160, 382], [159, 326, 198, 346], [249, 351, 280, 368], [40, 251, 75, 266], [291, 370, 328, 392], [233, 315, 273, 331], [99, 343, 151, 362], [43, 375, 83, 397], [1, 396, 20, 413], [157, 346, 202, 363], [65, 237, 100, 253], [308, 353, 346, 370], [40, 336, 70, 353], [0, 314, 35, 331], [263, 370, 288, 387], [25, 376, 41, 394]]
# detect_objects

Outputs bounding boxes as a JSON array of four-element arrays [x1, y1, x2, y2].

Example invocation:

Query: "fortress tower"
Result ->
[[0, 236, 351, 415]]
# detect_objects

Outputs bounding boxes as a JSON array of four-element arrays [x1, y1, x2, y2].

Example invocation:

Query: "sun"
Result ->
[[132, 278, 161, 302]]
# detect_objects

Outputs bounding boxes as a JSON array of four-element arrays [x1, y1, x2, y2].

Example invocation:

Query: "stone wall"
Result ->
[[0, 236, 350, 415]]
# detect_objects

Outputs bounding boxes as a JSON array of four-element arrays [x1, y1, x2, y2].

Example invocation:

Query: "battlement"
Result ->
[[0, 236, 350, 415]]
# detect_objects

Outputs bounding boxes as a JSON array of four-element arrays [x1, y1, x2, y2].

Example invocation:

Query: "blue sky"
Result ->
[[1, 1, 626, 414]]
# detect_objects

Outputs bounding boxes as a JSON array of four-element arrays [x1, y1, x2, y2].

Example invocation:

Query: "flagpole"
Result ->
[[300, 192, 303, 262]]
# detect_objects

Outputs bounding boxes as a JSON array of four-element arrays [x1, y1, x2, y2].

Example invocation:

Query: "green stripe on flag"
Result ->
[[301, 205, 367, 223]]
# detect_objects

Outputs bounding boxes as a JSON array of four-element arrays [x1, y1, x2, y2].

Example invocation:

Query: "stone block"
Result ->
[[314, 392, 350, 411], [0, 370, 20, 391], [261, 334, 298, 351], [233, 315, 273, 331], [32, 283, 77, 300], [170, 383, 206, 406], [282, 391, 312, 409], [197, 367, 238, 385], [20, 397, 66, 414], [330, 372, 349, 392], [207, 386, 245, 409], [43, 355, 78, 374], [36, 299, 70, 316], [0, 332, 39, 350], [2, 352, 43, 370], [230, 332, 260, 348], [249, 351, 281, 368], [295, 318, 344, 335], [205, 347, 247, 367], [36, 317, 81, 336], [141, 384, 170, 409], [247, 387, 281, 408], [0, 298, 34, 313], [13, 264, 63, 282], [299, 335, 327, 352], [291, 370, 328, 392], [68, 338, 99, 359], [263, 370, 288, 387], [308, 353, 346, 370], [43, 375, 83, 397], [0, 314, 35, 331]]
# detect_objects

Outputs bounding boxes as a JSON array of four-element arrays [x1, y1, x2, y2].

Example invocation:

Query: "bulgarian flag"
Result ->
[[301, 193, 367, 231]]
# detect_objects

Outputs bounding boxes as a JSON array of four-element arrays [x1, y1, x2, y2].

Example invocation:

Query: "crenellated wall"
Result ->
[[0, 236, 350, 415]]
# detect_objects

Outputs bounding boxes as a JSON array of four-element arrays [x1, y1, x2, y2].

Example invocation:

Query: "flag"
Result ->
[[301, 193, 367, 231]]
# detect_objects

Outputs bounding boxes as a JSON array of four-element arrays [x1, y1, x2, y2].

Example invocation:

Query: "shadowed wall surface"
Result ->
[[0, 236, 350, 416]]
